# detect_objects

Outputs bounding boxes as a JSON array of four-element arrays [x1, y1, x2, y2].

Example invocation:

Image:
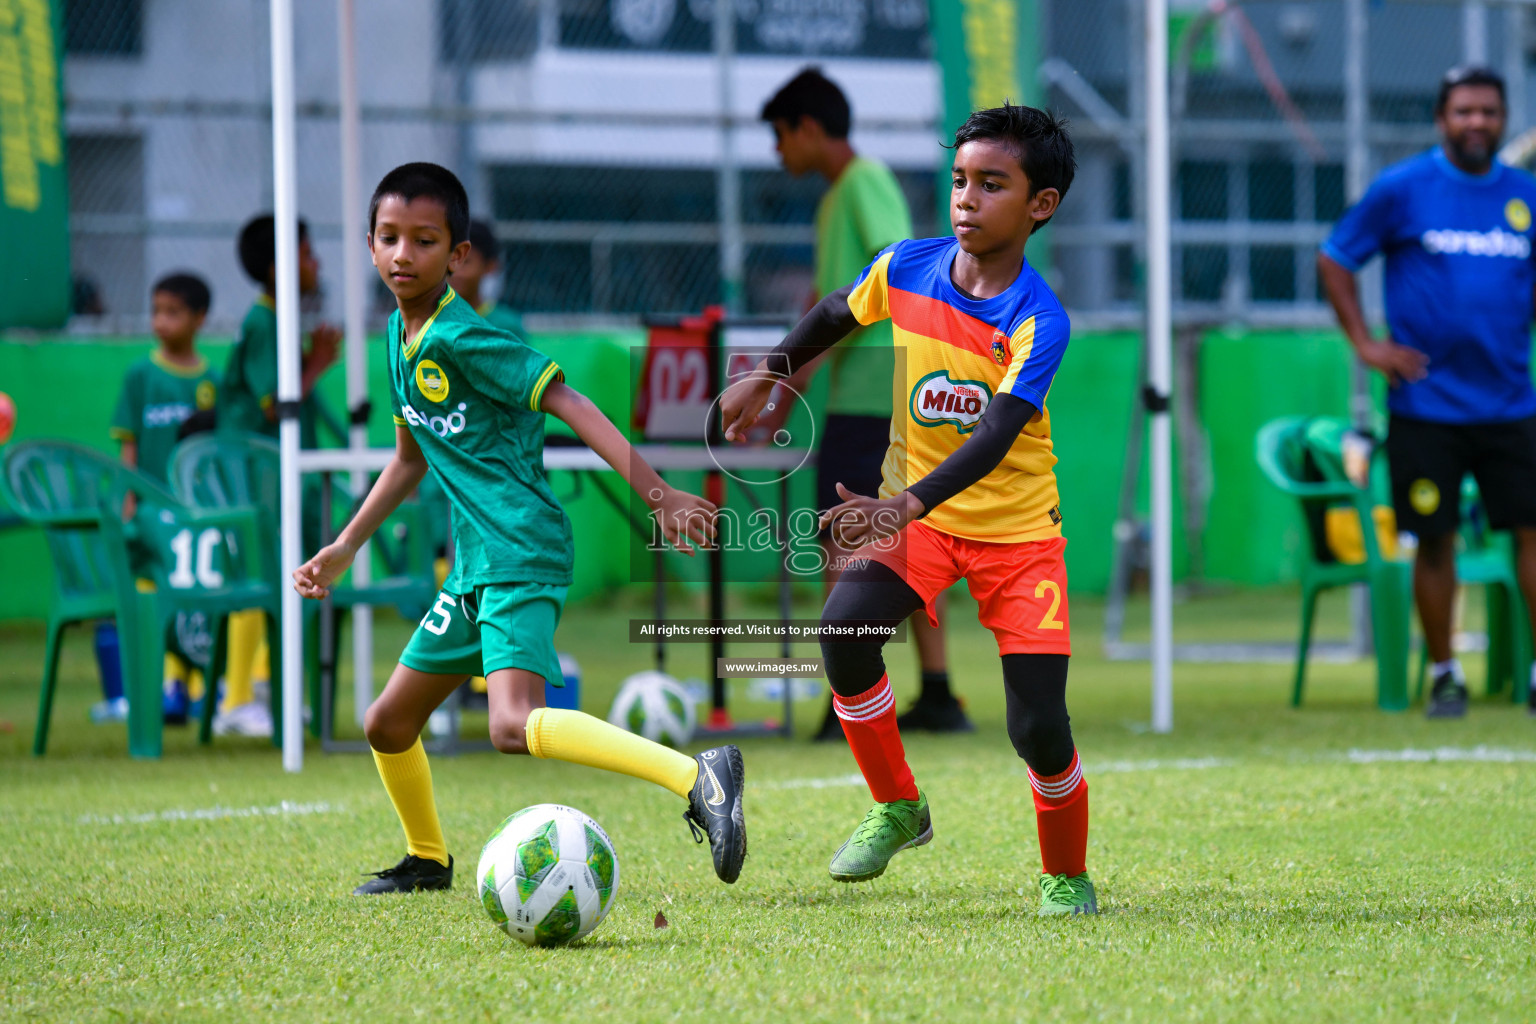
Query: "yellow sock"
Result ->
[[525, 708, 699, 799], [221, 609, 264, 712], [187, 669, 205, 703], [163, 653, 187, 683], [372, 738, 449, 867], [254, 635, 270, 682]]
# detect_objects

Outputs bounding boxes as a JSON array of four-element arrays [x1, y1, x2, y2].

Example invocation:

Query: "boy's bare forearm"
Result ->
[[544, 383, 666, 501]]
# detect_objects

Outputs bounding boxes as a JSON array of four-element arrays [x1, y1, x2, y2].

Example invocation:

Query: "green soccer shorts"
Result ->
[[399, 582, 568, 684]]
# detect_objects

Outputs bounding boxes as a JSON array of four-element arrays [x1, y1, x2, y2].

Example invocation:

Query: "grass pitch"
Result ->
[[3, 585, 1535, 1022]]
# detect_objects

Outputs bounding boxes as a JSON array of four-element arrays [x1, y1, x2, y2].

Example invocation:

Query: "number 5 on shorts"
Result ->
[[1034, 579, 1065, 630], [421, 593, 457, 635]]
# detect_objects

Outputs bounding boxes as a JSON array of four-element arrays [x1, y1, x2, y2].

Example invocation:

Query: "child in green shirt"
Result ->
[[107, 273, 220, 725], [452, 218, 525, 335], [293, 163, 747, 894], [219, 215, 340, 447]]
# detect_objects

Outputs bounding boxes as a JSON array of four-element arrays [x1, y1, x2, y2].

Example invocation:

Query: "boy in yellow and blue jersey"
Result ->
[[293, 163, 746, 894], [722, 104, 1096, 915], [760, 66, 963, 740]]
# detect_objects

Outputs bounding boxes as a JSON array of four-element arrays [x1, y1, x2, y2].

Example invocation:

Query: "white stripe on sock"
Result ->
[[834, 684, 895, 723], [1028, 755, 1083, 800]]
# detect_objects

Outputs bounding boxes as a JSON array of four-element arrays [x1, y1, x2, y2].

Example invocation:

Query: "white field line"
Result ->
[[1088, 756, 1235, 774], [1343, 745, 1536, 764], [764, 747, 1536, 791], [759, 773, 867, 791], [77, 800, 344, 826]]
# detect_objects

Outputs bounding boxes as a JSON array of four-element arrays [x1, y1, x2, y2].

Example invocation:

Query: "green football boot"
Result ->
[[828, 791, 932, 882], [1037, 872, 1098, 916]]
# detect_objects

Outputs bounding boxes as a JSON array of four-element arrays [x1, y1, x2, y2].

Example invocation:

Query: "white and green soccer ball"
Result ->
[[607, 670, 697, 748], [476, 804, 619, 947]]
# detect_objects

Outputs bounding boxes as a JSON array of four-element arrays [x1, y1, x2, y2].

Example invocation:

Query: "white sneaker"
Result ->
[[213, 701, 274, 737], [89, 696, 129, 724]]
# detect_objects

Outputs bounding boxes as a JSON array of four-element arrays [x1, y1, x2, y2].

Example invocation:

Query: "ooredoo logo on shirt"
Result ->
[[1419, 227, 1530, 258], [910, 370, 993, 434]]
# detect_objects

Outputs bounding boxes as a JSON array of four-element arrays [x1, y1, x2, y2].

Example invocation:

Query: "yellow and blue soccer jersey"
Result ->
[[388, 286, 572, 590], [846, 236, 1072, 544]]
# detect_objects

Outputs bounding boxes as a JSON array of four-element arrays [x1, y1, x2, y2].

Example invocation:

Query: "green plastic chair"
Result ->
[[1411, 479, 1532, 704], [1256, 416, 1413, 710], [97, 488, 280, 757], [2, 440, 140, 755], [1, 439, 280, 757], [169, 433, 444, 732], [169, 433, 441, 615]]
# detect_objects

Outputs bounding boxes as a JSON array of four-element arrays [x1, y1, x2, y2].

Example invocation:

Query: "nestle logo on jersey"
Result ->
[[910, 370, 993, 433], [1420, 227, 1531, 258]]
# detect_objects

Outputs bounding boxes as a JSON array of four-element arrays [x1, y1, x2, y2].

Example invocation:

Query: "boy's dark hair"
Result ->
[[759, 67, 850, 140], [152, 272, 212, 315], [237, 215, 310, 284], [951, 103, 1076, 233], [1437, 64, 1506, 113], [467, 218, 499, 262], [368, 162, 470, 246]]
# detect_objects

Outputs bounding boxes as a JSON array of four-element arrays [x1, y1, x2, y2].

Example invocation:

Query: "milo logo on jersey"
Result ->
[[910, 370, 993, 433]]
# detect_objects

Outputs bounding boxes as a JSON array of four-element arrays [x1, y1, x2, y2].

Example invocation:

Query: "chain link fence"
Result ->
[[57, 0, 1532, 335]]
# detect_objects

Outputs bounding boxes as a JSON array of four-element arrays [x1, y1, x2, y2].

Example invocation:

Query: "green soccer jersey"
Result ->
[[219, 296, 320, 447], [815, 156, 912, 417], [109, 350, 219, 483], [389, 286, 572, 589], [477, 299, 526, 337]]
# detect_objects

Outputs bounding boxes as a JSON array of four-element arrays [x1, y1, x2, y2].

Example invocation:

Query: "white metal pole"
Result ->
[[1145, 0, 1174, 734], [713, 0, 743, 310], [1506, 4, 1527, 136], [1465, 0, 1489, 65], [1344, 0, 1373, 657], [271, 0, 305, 771], [338, 0, 373, 728]]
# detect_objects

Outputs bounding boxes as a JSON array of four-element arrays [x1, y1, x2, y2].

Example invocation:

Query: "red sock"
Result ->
[[833, 676, 919, 803], [1028, 749, 1089, 877]]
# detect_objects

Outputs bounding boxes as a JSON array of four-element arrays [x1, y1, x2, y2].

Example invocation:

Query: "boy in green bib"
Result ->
[[107, 273, 221, 724], [293, 163, 746, 894], [111, 273, 219, 485]]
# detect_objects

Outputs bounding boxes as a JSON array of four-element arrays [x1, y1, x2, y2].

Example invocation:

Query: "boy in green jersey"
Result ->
[[106, 273, 221, 724], [760, 67, 964, 739], [111, 273, 219, 486], [219, 215, 340, 447], [452, 219, 525, 336], [293, 163, 747, 894]]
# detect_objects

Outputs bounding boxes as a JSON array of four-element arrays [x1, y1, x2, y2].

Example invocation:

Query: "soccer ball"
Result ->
[[476, 804, 619, 947], [608, 670, 697, 747]]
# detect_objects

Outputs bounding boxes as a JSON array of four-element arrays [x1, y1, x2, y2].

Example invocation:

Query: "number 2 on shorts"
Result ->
[[1034, 579, 1065, 630], [421, 593, 457, 635]]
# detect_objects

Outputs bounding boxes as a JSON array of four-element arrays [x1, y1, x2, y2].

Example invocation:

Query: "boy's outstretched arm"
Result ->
[[821, 393, 1039, 547], [540, 382, 717, 556], [720, 282, 859, 441], [292, 424, 428, 598]]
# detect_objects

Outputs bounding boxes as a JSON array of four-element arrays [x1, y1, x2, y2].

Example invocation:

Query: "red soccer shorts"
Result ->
[[863, 520, 1071, 656]]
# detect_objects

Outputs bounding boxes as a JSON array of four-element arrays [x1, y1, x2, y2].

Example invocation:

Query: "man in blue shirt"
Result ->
[[1320, 66, 1536, 718]]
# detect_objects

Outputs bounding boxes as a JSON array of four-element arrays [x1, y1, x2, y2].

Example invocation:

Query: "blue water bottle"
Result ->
[[548, 652, 581, 711]]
